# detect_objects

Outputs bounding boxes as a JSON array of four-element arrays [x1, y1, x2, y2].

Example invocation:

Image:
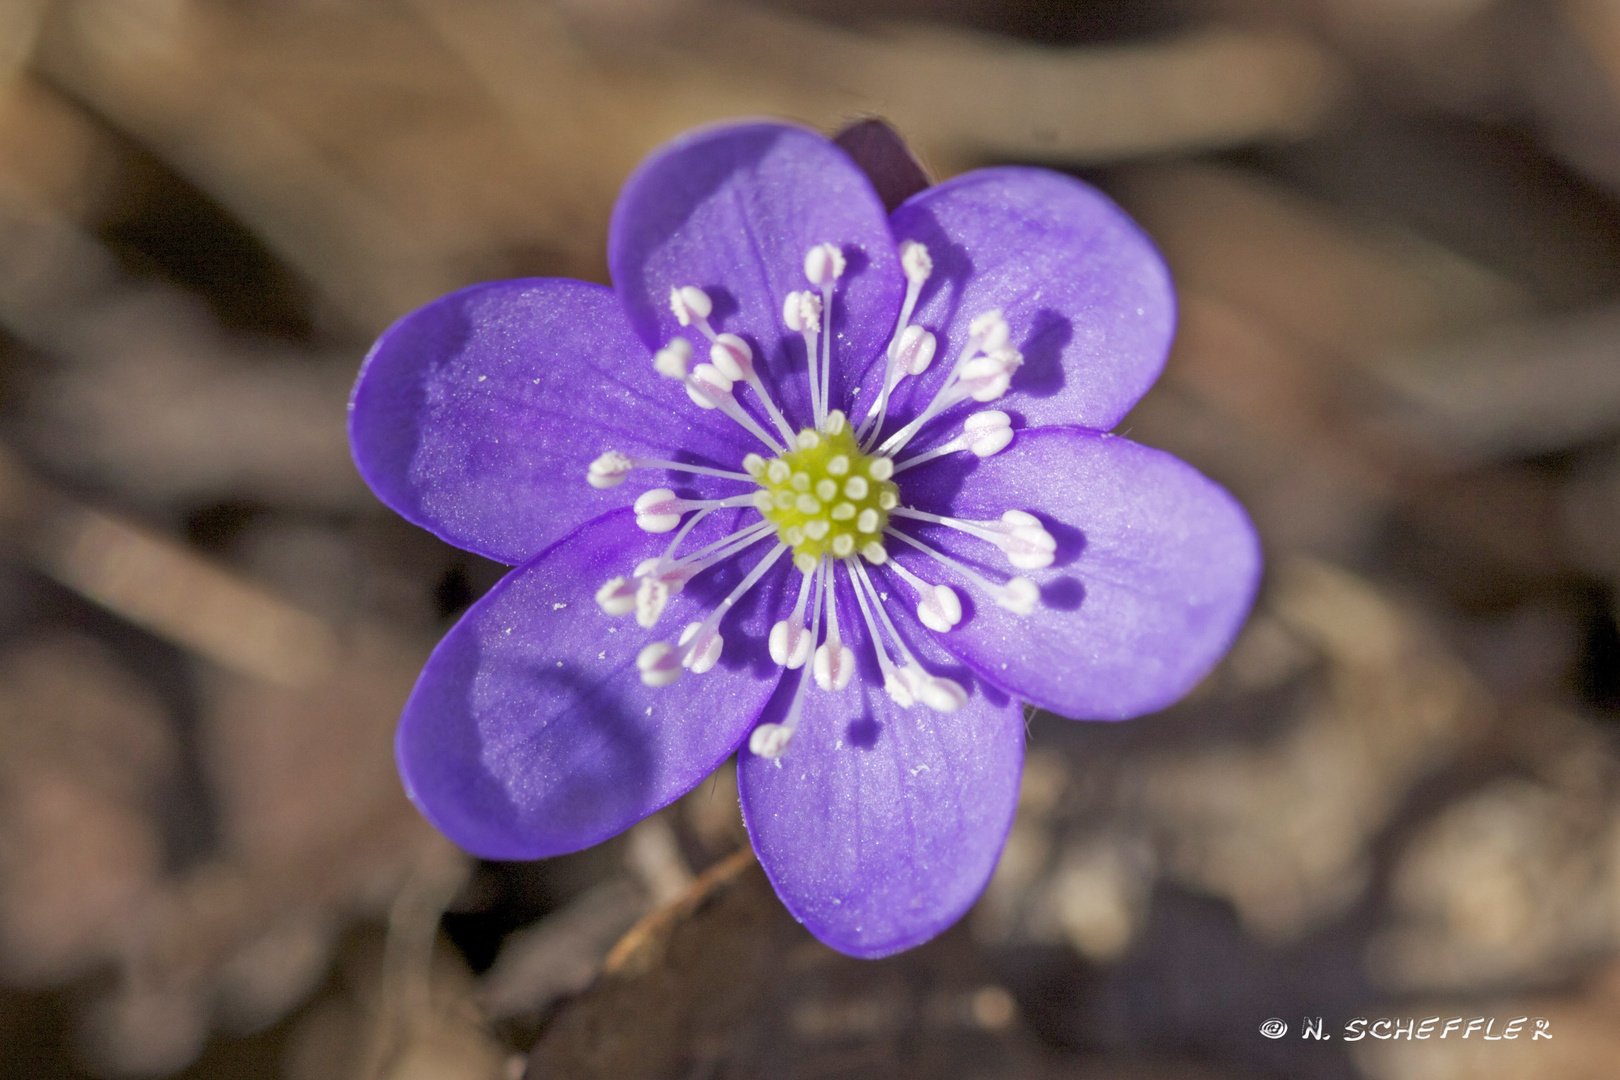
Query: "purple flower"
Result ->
[[348, 121, 1260, 958]]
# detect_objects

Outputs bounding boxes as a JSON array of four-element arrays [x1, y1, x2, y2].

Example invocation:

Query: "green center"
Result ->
[[747, 411, 898, 572]]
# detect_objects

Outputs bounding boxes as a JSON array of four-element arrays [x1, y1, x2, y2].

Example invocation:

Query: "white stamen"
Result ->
[[887, 557, 962, 631], [637, 641, 682, 686], [889, 507, 1055, 569], [653, 338, 692, 380], [813, 568, 853, 691], [858, 241, 935, 446], [969, 309, 1010, 352], [673, 543, 788, 672], [876, 311, 1021, 456], [743, 454, 767, 478], [635, 575, 672, 628], [804, 243, 845, 286], [587, 450, 635, 488], [684, 363, 733, 408], [893, 325, 937, 376], [893, 411, 1014, 474], [669, 285, 713, 326], [884, 526, 1041, 614], [785, 289, 824, 423], [749, 723, 795, 758], [678, 621, 723, 673], [751, 560, 827, 758], [769, 619, 813, 668], [595, 576, 637, 616], [848, 558, 967, 713], [958, 347, 1023, 402], [917, 673, 967, 711], [709, 333, 752, 380]]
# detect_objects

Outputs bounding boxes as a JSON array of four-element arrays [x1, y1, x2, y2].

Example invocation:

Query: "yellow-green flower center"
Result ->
[[746, 411, 898, 572]]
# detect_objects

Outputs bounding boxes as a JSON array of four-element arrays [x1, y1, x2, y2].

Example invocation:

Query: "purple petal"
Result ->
[[899, 426, 1260, 720], [877, 168, 1174, 437], [350, 278, 755, 566], [609, 122, 905, 429], [739, 571, 1024, 958], [397, 508, 790, 860]]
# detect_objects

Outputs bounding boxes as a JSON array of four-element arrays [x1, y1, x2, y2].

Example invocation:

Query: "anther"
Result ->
[[768, 621, 813, 669], [678, 621, 723, 674], [709, 334, 753, 380], [996, 577, 1039, 615], [815, 479, 837, 501], [669, 286, 712, 326], [766, 460, 791, 484], [782, 290, 821, 332], [653, 338, 692, 380], [831, 502, 855, 520], [959, 347, 1022, 402], [796, 430, 821, 450], [868, 457, 894, 480], [749, 723, 795, 758], [827, 455, 849, 476], [637, 641, 682, 686], [633, 489, 685, 532], [843, 477, 869, 499], [684, 363, 734, 409], [587, 450, 635, 488], [595, 576, 637, 616], [916, 672, 967, 712], [814, 638, 854, 691], [969, 309, 1010, 352], [991, 510, 1057, 569], [861, 541, 887, 564], [635, 576, 671, 628], [900, 240, 932, 285], [856, 508, 879, 534], [804, 243, 846, 285], [892, 325, 937, 375], [963, 410, 1014, 455], [743, 454, 767, 478], [794, 494, 821, 515]]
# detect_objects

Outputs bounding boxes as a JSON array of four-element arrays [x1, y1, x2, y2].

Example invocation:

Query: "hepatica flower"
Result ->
[[349, 121, 1260, 958]]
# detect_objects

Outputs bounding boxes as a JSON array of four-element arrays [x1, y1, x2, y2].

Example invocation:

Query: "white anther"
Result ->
[[766, 460, 790, 484], [782, 290, 821, 332], [884, 665, 919, 707], [637, 641, 682, 686], [990, 510, 1056, 569], [709, 333, 753, 380], [783, 525, 806, 546], [790, 472, 810, 492], [653, 338, 692, 380], [995, 577, 1040, 614], [960, 348, 1022, 402], [595, 576, 637, 616], [878, 490, 898, 510], [635, 576, 671, 628], [587, 450, 635, 488], [743, 453, 767, 478], [796, 430, 821, 450], [793, 551, 817, 573], [814, 638, 854, 691], [749, 723, 795, 758], [969, 309, 1009, 351], [861, 541, 887, 564], [831, 534, 855, 557], [843, 477, 869, 500], [751, 491, 773, 512], [899, 240, 932, 286], [824, 410, 848, 435], [803, 519, 830, 541], [831, 502, 855, 521], [795, 494, 821, 515], [768, 620, 813, 668], [804, 243, 846, 285], [856, 508, 879, 534], [962, 410, 1014, 456], [917, 584, 963, 632], [633, 488, 684, 533], [678, 621, 723, 674], [669, 286, 712, 326], [868, 457, 894, 481], [891, 325, 937, 376], [918, 674, 967, 712], [685, 363, 734, 409], [827, 455, 850, 476], [814, 479, 837, 501]]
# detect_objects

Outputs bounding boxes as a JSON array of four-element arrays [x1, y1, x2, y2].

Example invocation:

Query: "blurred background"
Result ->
[[2, 0, 1620, 1077]]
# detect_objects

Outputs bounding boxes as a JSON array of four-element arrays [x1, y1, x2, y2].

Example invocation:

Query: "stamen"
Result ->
[[632, 520, 775, 628], [750, 559, 826, 758], [849, 558, 965, 712], [644, 542, 787, 686], [595, 576, 637, 616], [653, 338, 692, 379], [884, 526, 1040, 615], [886, 557, 963, 632], [637, 641, 682, 686], [708, 333, 797, 446], [889, 507, 1055, 569], [858, 240, 937, 446], [655, 342, 786, 454], [668, 285, 713, 326], [876, 311, 1020, 457], [783, 290, 823, 425], [813, 563, 854, 691], [633, 490, 755, 533], [768, 562, 817, 669], [892, 411, 1014, 475], [587, 450, 752, 488], [677, 621, 723, 673]]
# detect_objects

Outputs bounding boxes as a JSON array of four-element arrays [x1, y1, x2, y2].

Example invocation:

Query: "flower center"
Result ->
[[745, 410, 898, 572]]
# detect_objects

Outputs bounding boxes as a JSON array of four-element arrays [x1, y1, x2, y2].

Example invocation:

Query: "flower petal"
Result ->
[[350, 278, 754, 565], [609, 122, 905, 428], [397, 507, 789, 860], [880, 167, 1174, 435], [900, 426, 1260, 720], [738, 572, 1024, 958]]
